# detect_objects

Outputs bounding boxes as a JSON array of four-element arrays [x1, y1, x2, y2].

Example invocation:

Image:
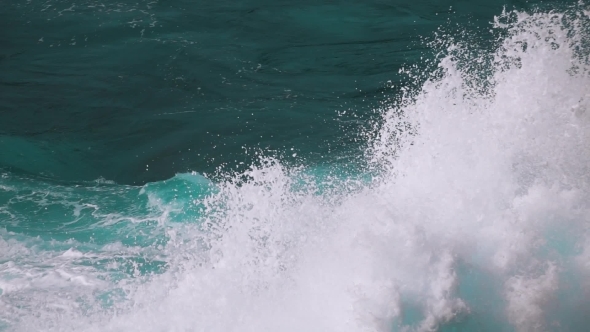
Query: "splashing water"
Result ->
[[2, 6, 590, 332]]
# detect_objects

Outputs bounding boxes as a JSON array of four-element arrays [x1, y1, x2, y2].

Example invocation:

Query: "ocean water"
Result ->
[[2, 0, 590, 331]]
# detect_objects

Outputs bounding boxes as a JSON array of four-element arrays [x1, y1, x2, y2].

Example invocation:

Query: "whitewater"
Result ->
[[2, 6, 590, 332]]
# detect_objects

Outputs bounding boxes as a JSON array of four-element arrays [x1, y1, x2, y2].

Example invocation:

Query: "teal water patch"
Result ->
[[0, 171, 214, 244], [0, 171, 217, 330], [0, 170, 215, 313], [289, 161, 375, 197], [440, 261, 513, 332], [389, 261, 512, 331], [140, 172, 216, 223], [395, 297, 426, 330]]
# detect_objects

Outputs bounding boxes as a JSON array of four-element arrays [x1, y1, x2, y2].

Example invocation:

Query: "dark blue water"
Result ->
[[1, 0, 551, 184], [2, 0, 590, 331]]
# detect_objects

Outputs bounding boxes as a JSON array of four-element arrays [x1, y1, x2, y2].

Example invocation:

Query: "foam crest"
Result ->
[[369, 6, 590, 330]]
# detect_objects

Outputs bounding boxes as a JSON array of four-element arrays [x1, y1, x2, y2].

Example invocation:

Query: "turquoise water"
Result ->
[[2, 0, 590, 331]]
